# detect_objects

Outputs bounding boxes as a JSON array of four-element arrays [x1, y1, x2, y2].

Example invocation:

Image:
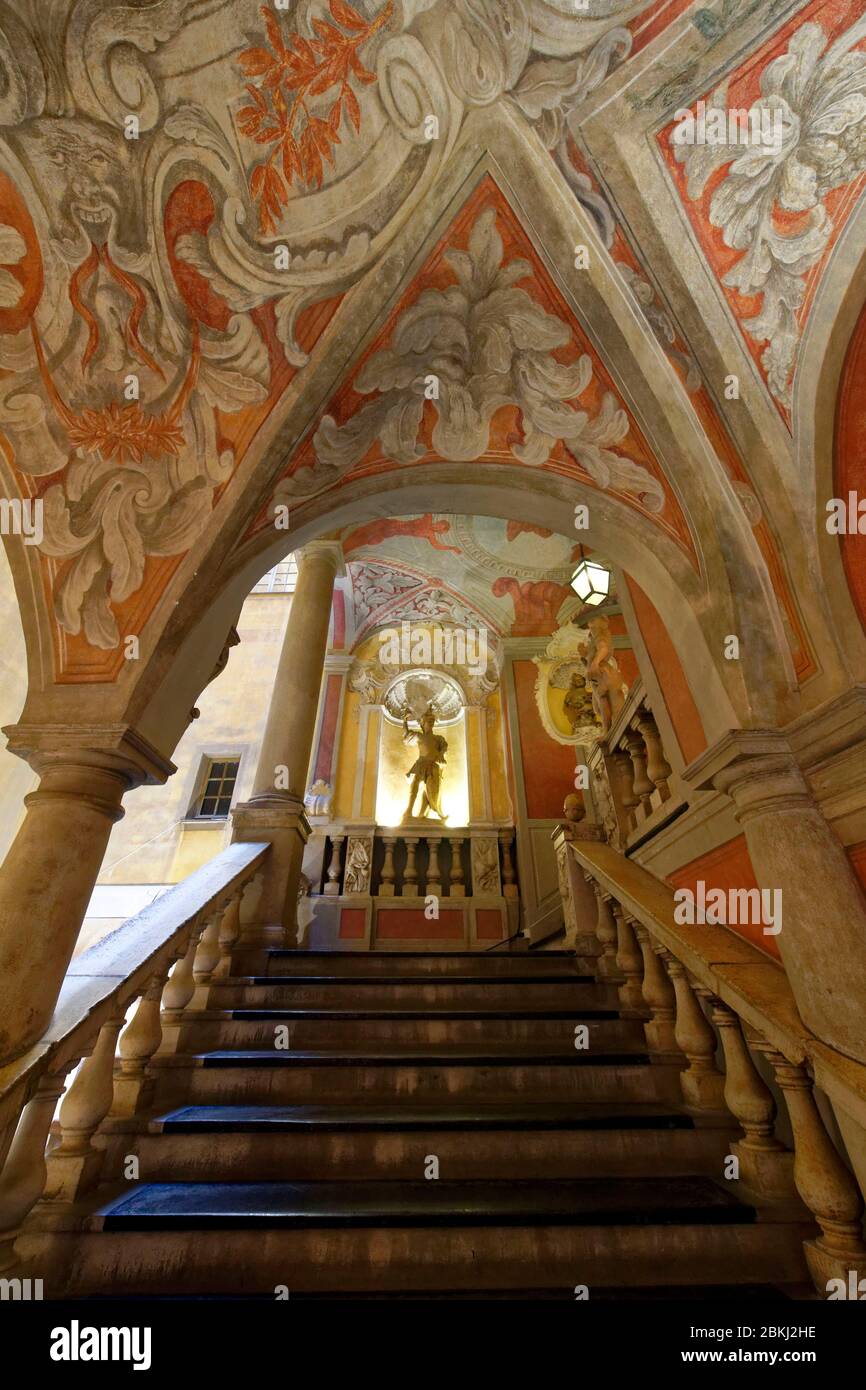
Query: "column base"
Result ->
[[680, 1068, 727, 1112], [644, 1018, 679, 1056], [733, 1141, 797, 1202], [804, 1240, 866, 1297], [43, 1148, 104, 1204], [232, 794, 311, 952]]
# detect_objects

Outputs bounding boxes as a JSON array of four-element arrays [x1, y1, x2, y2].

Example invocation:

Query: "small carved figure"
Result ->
[[563, 792, 584, 824], [562, 671, 596, 731], [579, 616, 629, 732], [402, 703, 448, 821], [344, 837, 372, 894], [472, 839, 500, 895]]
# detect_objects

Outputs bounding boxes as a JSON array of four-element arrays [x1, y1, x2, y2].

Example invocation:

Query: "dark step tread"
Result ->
[[196, 1049, 652, 1068], [99, 1177, 754, 1229], [79, 1284, 793, 1301], [249, 974, 595, 985], [266, 950, 576, 960], [229, 1008, 619, 1021], [155, 1102, 695, 1133]]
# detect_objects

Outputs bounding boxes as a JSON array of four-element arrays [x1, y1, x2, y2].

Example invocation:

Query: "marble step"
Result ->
[[148, 1048, 682, 1107], [169, 1009, 641, 1050], [23, 1177, 810, 1295], [263, 949, 593, 978], [99, 1101, 731, 1181], [207, 977, 613, 1010]]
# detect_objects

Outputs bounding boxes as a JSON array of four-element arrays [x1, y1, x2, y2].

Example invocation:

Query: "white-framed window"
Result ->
[[190, 758, 241, 818], [252, 557, 298, 593]]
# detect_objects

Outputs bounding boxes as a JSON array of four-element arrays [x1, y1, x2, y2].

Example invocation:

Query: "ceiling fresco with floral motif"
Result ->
[[0, 0, 853, 694]]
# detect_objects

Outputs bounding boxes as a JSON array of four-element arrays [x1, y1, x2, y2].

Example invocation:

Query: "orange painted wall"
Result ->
[[512, 659, 577, 820], [835, 294, 866, 634], [666, 833, 781, 961], [625, 577, 707, 766], [376, 910, 465, 940]]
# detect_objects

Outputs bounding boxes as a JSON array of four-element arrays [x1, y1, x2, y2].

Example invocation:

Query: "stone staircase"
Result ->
[[30, 947, 814, 1299]]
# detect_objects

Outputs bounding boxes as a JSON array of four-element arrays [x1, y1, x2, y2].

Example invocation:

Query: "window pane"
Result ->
[[194, 757, 240, 818]]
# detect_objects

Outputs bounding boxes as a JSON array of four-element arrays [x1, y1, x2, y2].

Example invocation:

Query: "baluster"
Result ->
[[0, 1071, 68, 1273], [324, 834, 345, 896], [499, 831, 518, 898], [612, 904, 646, 1016], [761, 1048, 866, 1292], [380, 835, 397, 897], [709, 1003, 794, 1199], [637, 712, 671, 802], [44, 1013, 126, 1202], [426, 837, 442, 897], [662, 953, 726, 1111], [213, 890, 244, 980], [611, 749, 638, 831], [625, 730, 654, 814], [163, 928, 202, 1016], [402, 837, 419, 897], [633, 926, 679, 1057], [449, 837, 465, 898], [193, 907, 223, 985], [591, 885, 622, 982], [110, 969, 170, 1118], [158, 920, 208, 1048]]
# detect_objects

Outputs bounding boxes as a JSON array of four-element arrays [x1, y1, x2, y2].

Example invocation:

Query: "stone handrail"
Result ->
[[564, 833, 866, 1294], [0, 839, 269, 1272]]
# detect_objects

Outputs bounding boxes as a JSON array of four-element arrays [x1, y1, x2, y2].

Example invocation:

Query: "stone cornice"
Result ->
[[785, 686, 866, 770], [1, 723, 176, 785]]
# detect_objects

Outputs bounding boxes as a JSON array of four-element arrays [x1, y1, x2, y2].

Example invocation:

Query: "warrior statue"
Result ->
[[402, 703, 448, 822]]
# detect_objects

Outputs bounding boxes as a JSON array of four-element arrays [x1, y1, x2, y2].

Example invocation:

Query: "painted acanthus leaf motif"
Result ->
[[304, 208, 665, 511], [238, 0, 395, 233], [673, 18, 866, 409]]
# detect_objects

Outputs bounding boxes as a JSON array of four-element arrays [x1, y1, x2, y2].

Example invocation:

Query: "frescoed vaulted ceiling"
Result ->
[[339, 513, 592, 641], [0, 0, 861, 726]]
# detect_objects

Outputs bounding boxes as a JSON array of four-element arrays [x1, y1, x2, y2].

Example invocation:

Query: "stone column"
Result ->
[[687, 733, 866, 1065], [0, 729, 172, 1065], [233, 541, 343, 948]]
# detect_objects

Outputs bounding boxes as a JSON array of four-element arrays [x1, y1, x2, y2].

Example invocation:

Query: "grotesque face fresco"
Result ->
[[16, 119, 139, 253]]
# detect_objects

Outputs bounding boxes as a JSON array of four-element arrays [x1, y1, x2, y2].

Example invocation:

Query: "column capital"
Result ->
[[296, 539, 345, 578], [683, 729, 810, 822], [2, 722, 175, 790]]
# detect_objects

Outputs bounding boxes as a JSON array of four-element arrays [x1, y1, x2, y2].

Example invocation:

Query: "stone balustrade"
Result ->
[[0, 841, 268, 1275], [560, 835, 866, 1297], [587, 679, 677, 849], [320, 826, 518, 902]]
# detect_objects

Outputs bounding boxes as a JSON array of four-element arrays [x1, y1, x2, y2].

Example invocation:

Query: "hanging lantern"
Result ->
[[570, 556, 610, 606]]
